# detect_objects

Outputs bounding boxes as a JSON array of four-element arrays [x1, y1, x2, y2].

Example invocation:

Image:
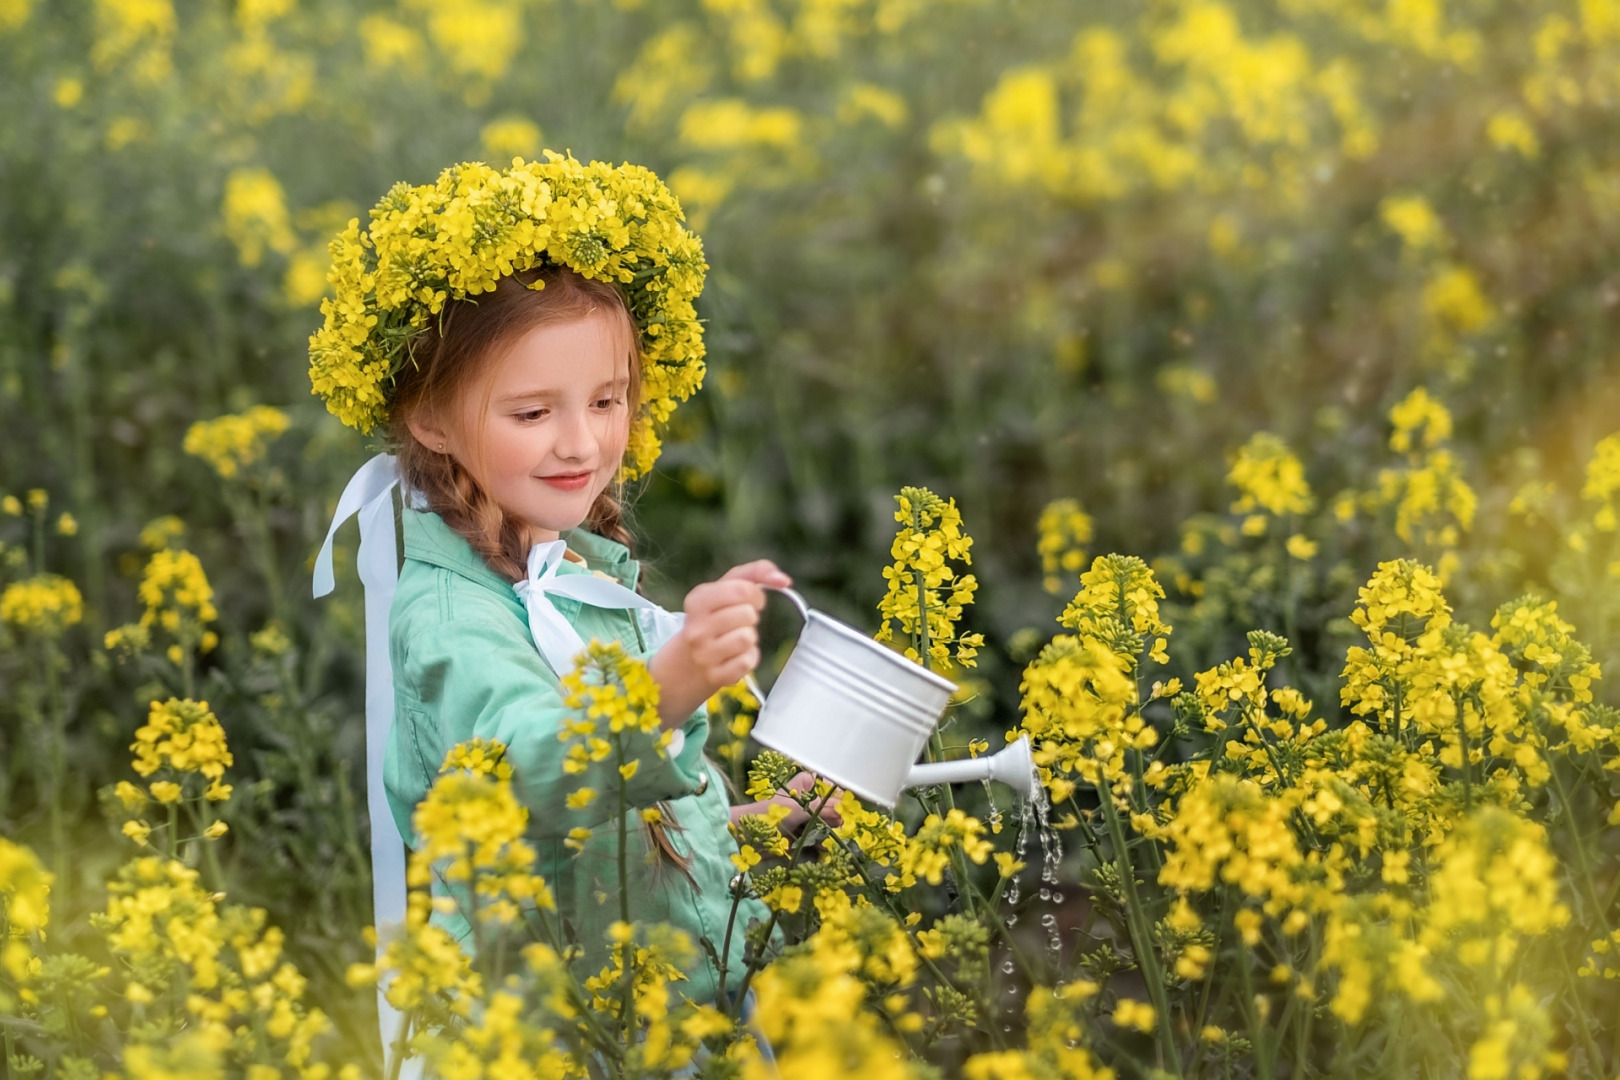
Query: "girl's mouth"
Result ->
[[541, 472, 592, 491]]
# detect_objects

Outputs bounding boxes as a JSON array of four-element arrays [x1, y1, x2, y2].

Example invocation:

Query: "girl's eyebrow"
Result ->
[[496, 377, 630, 404]]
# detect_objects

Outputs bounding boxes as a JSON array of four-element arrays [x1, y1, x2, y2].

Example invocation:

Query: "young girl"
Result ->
[[308, 157, 835, 1024], [385, 264, 804, 1001]]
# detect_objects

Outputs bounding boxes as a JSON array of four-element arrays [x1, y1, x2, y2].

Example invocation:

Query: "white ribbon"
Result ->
[[313, 452, 419, 1080], [513, 539, 689, 756]]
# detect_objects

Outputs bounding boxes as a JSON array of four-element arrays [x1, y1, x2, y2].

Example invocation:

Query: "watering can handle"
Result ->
[[741, 586, 809, 705]]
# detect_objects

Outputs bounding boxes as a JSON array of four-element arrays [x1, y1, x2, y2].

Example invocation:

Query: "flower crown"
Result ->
[[307, 152, 708, 479]]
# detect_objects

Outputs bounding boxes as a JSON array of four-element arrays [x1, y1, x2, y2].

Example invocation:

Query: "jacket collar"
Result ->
[[401, 509, 642, 594]]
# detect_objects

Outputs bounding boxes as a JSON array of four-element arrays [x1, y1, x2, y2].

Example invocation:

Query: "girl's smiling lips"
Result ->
[[540, 471, 592, 490]]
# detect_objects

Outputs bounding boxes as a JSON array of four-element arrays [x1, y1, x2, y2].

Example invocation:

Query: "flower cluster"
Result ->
[[875, 485, 985, 668], [96, 856, 335, 1075], [128, 698, 233, 800], [118, 697, 234, 852], [556, 639, 671, 841], [899, 808, 993, 886], [105, 547, 220, 662], [0, 573, 83, 638], [1373, 388, 1477, 568], [1037, 496, 1094, 595], [307, 153, 708, 478], [1228, 432, 1313, 530], [409, 746, 554, 928], [182, 404, 290, 480]]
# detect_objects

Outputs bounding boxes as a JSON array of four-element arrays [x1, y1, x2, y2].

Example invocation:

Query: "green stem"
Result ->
[[1238, 951, 1272, 1080], [1560, 949, 1605, 1077], [1453, 693, 1473, 812], [1099, 788, 1181, 1077], [383, 1008, 414, 1080], [615, 740, 632, 1042]]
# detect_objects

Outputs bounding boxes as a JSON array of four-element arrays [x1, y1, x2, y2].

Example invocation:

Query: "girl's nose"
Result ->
[[553, 406, 601, 461]]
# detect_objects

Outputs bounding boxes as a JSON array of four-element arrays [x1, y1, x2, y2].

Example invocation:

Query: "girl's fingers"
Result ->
[[709, 646, 761, 687], [686, 579, 768, 617], [717, 559, 792, 588], [690, 624, 759, 670], [687, 601, 759, 639]]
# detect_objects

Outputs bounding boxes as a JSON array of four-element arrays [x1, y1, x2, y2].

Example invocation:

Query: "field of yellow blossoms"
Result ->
[[5, 0, 1620, 1077]]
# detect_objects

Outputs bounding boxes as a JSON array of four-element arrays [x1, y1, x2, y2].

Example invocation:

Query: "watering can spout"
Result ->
[[902, 735, 1038, 802]]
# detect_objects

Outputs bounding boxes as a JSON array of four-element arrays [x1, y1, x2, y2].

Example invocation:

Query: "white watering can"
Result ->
[[743, 587, 1037, 809]]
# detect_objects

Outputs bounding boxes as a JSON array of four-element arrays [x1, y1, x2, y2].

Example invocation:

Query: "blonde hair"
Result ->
[[388, 265, 697, 886]]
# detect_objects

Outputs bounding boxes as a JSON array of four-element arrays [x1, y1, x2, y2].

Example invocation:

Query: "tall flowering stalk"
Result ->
[[184, 405, 291, 620], [876, 486, 985, 673], [1, 567, 82, 882]]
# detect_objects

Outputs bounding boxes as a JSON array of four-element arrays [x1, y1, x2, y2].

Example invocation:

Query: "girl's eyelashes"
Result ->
[[512, 395, 623, 420]]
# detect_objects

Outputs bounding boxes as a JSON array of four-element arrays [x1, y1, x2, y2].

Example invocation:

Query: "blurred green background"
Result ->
[[4, 0, 1620, 1052]]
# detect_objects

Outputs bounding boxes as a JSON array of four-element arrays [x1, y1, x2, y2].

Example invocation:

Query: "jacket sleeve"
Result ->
[[396, 593, 710, 839]]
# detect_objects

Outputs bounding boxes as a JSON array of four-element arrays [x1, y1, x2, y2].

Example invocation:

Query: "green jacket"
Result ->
[[384, 508, 769, 1005]]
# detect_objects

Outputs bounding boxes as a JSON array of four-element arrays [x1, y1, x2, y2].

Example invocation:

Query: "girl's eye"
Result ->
[[594, 396, 623, 409], [516, 408, 547, 422]]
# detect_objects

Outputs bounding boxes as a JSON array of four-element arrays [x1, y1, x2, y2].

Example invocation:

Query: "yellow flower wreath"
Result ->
[[307, 152, 708, 478]]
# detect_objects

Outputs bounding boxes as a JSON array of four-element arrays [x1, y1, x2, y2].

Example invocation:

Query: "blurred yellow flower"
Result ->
[[183, 405, 290, 479]]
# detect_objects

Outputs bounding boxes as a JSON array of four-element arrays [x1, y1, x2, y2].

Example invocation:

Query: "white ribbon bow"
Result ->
[[512, 539, 688, 756]]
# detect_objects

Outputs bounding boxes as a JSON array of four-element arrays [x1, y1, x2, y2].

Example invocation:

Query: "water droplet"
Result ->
[[1004, 914, 1018, 928], [1002, 1024, 1013, 1033], [1000, 960, 1016, 975], [1038, 887, 1051, 902], [1040, 913, 1057, 927], [1052, 892, 1063, 904]]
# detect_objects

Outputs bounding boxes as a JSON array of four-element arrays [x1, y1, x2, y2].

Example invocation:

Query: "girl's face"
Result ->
[[441, 308, 634, 544]]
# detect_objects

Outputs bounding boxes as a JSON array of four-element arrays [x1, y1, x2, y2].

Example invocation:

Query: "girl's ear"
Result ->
[[404, 407, 453, 455]]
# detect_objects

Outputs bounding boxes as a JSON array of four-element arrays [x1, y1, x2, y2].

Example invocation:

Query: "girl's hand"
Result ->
[[648, 560, 791, 729], [728, 771, 844, 834]]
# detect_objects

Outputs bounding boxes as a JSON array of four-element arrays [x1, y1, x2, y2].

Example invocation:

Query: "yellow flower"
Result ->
[[0, 838, 52, 933], [994, 852, 1026, 878], [1113, 997, 1156, 1032], [222, 167, 295, 268], [1037, 497, 1093, 595], [131, 698, 234, 782], [1228, 433, 1312, 518], [480, 115, 542, 161], [183, 405, 290, 480], [0, 574, 84, 637], [900, 809, 992, 885], [876, 485, 984, 668], [1381, 194, 1448, 252], [149, 780, 183, 804], [139, 515, 185, 551], [731, 844, 762, 874], [55, 511, 78, 536], [1285, 534, 1317, 560]]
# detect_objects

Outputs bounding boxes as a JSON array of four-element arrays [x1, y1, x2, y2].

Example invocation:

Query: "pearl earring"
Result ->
[[438, 442, 446, 452]]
